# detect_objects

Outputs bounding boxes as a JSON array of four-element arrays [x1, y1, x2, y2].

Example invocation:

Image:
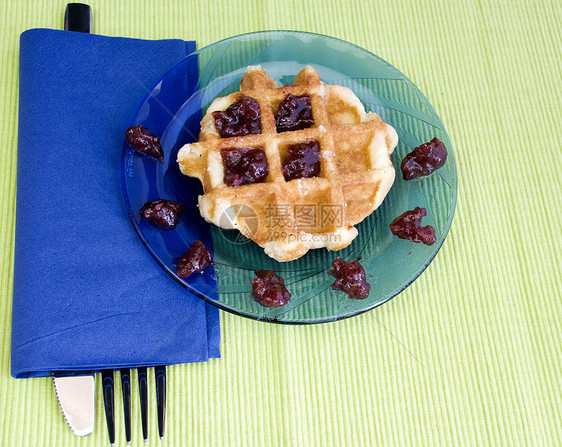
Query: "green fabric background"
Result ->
[[1, 0, 560, 445]]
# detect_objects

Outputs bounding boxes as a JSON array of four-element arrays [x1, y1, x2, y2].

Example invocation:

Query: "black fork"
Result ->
[[101, 367, 167, 445]]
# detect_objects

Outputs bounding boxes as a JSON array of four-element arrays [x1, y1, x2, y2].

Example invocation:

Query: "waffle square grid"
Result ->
[[177, 65, 398, 262]]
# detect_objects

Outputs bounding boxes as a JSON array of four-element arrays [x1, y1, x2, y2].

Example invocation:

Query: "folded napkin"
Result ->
[[11, 29, 220, 379]]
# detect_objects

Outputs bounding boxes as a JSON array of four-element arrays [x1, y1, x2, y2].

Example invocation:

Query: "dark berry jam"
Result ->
[[251, 270, 291, 307], [275, 94, 315, 132], [176, 240, 213, 278], [329, 257, 370, 299], [282, 140, 321, 181], [140, 199, 184, 228], [125, 124, 164, 162], [401, 137, 448, 180], [212, 96, 261, 138], [221, 147, 269, 187], [389, 207, 436, 245]]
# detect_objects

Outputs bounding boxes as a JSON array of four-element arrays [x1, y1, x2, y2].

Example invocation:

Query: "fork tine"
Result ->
[[154, 366, 167, 440], [101, 370, 115, 446], [120, 368, 132, 444], [138, 367, 149, 442]]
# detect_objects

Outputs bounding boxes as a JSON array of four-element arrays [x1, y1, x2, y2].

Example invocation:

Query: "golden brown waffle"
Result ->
[[177, 65, 398, 262]]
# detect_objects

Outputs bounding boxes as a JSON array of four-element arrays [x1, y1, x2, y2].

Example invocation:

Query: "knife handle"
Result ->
[[101, 370, 115, 445], [64, 3, 92, 33]]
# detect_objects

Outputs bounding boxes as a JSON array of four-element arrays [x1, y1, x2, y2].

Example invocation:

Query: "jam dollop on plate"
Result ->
[[390, 207, 436, 245], [140, 199, 184, 228], [221, 147, 269, 187], [213, 96, 261, 138], [329, 257, 371, 299], [251, 270, 291, 307], [125, 124, 164, 162], [275, 94, 315, 132], [176, 240, 213, 278], [282, 140, 321, 181], [401, 137, 447, 180]]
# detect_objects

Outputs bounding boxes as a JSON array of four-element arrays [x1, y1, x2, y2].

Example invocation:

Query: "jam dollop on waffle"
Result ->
[[282, 140, 321, 181], [212, 96, 261, 138], [275, 94, 314, 132], [221, 147, 269, 187], [178, 65, 399, 262]]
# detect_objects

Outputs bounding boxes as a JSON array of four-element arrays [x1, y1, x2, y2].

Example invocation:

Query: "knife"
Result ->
[[52, 3, 94, 438]]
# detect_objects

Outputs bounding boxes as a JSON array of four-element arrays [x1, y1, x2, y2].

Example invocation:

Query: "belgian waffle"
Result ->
[[177, 65, 398, 262]]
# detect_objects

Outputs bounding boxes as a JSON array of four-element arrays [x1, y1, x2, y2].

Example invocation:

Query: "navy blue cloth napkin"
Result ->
[[11, 29, 220, 378]]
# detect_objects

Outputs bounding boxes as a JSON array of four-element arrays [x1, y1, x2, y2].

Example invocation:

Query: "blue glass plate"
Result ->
[[120, 31, 457, 324]]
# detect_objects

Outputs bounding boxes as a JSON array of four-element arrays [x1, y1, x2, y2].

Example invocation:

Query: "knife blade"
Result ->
[[52, 3, 95, 438], [52, 371, 95, 436]]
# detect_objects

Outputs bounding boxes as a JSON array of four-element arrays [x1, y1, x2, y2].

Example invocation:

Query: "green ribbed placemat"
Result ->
[[1, 1, 560, 446]]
